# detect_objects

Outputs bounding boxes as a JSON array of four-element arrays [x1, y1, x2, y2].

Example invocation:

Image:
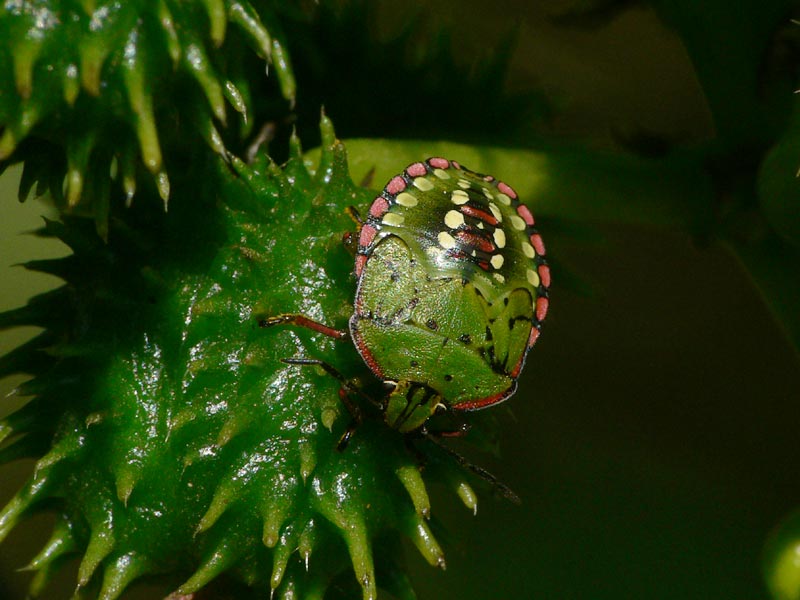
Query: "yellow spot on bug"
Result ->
[[489, 203, 503, 222], [383, 213, 405, 226], [496, 192, 511, 205], [434, 169, 451, 180], [451, 190, 469, 205], [457, 179, 471, 189], [413, 177, 434, 192], [510, 215, 526, 231], [438, 231, 457, 249], [396, 192, 418, 207], [493, 228, 506, 248], [477, 222, 485, 229], [522, 241, 535, 258], [493, 273, 505, 283], [482, 187, 493, 200], [527, 268, 540, 287], [445, 210, 465, 229], [490, 254, 504, 269]]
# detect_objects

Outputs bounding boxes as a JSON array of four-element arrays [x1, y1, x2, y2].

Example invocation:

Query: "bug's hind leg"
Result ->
[[260, 314, 348, 339], [423, 431, 521, 505]]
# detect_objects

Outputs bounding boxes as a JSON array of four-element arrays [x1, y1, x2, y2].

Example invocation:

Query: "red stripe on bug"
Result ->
[[406, 162, 426, 177], [452, 386, 515, 411], [530, 233, 546, 256], [456, 230, 496, 253], [477, 260, 491, 271], [355, 254, 367, 277], [516, 204, 534, 226], [536, 297, 549, 321], [498, 181, 518, 199], [429, 157, 450, 169], [369, 197, 390, 218], [538, 264, 551, 288], [386, 176, 406, 195], [358, 224, 377, 248], [351, 323, 385, 379], [460, 205, 499, 226]]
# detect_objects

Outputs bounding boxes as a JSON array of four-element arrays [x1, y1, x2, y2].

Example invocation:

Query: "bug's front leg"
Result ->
[[259, 314, 348, 340]]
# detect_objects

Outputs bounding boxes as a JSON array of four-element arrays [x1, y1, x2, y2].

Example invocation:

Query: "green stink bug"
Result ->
[[262, 157, 549, 436]]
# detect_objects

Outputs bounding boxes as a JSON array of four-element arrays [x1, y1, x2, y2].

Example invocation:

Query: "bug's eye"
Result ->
[[383, 380, 398, 392]]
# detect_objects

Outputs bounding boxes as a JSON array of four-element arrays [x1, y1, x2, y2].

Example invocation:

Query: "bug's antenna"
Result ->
[[423, 432, 521, 505]]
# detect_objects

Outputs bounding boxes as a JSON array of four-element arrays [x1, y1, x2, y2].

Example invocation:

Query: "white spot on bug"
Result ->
[[489, 202, 502, 222], [482, 187, 493, 200], [522, 241, 535, 258], [471, 250, 477, 257], [493, 273, 505, 283], [413, 177, 434, 192], [510, 215, 526, 231], [451, 189, 469, 205], [496, 192, 511, 206], [493, 228, 506, 248], [396, 192, 418, 207], [445, 210, 465, 229], [434, 169, 451, 180], [490, 254, 504, 269], [477, 221, 485, 229], [383, 213, 405, 226], [457, 178, 471, 189], [527, 268, 540, 287], [438, 231, 457, 249]]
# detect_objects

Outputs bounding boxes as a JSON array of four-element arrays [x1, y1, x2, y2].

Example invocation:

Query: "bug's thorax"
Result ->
[[383, 380, 445, 433]]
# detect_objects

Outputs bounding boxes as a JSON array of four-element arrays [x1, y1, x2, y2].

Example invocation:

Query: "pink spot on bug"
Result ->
[[536, 297, 549, 321], [386, 176, 407, 195], [517, 204, 534, 226], [406, 162, 426, 177], [429, 157, 450, 169], [369, 197, 389, 218], [530, 233, 546, 256], [498, 181, 517, 199], [451, 161, 461, 170], [359, 224, 377, 248], [355, 254, 367, 278], [527, 327, 541, 349], [483, 175, 495, 182], [538, 264, 551, 288]]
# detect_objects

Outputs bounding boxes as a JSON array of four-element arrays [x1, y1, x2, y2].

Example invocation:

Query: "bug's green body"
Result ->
[[351, 158, 549, 431], [265, 158, 549, 434]]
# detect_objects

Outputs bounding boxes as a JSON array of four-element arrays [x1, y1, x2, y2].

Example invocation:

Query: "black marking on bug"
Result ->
[[444, 374, 453, 382], [426, 319, 439, 331], [485, 326, 493, 342], [459, 333, 472, 344], [410, 360, 419, 367]]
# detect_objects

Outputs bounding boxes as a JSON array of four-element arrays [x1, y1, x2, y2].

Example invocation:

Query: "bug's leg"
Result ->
[[281, 358, 373, 451], [423, 432, 521, 505], [260, 314, 348, 339], [345, 205, 364, 226], [430, 422, 472, 438], [357, 167, 376, 189]]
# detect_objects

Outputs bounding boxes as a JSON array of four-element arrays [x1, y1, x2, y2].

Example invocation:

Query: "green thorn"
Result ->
[[79, 38, 110, 96], [342, 520, 376, 600], [299, 441, 316, 483], [114, 466, 139, 505], [63, 63, 80, 105], [288, 127, 303, 161], [269, 529, 296, 590], [0, 422, 13, 445], [123, 55, 162, 174], [396, 465, 431, 519], [223, 79, 248, 122], [202, 0, 227, 46], [407, 515, 446, 570], [216, 414, 248, 447], [298, 521, 316, 572], [26, 517, 78, 571], [173, 545, 239, 596], [456, 480, 478, 515], [321, 407, 337, 431], [77, 522, 116, 587], [261, 497, 292, 548], [196, 483, 233, 534], [97, 553, 151, 600], [183, 43, 227, 123], [0, 494, 26, 544], [228, 0, 272, 60], [271, 37, 295, 104], [13, 38, 43, 99], [157, 0, 181, 65], [0, 129, 16, 160], [156, 171, 170, 208]]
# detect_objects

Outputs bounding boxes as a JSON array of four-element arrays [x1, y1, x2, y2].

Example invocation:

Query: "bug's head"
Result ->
[[383, 380, 445, 433]]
